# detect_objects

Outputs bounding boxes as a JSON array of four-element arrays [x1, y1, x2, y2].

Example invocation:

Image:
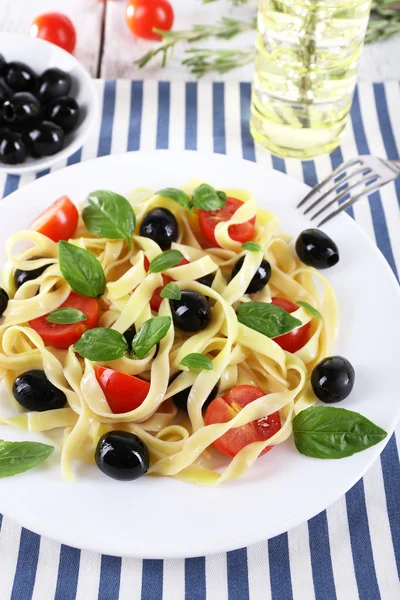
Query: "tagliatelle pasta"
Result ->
[[0, 182, 338, 485]]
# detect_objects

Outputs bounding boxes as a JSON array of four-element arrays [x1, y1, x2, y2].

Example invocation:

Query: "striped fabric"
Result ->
[[0, 80, 399, 600]]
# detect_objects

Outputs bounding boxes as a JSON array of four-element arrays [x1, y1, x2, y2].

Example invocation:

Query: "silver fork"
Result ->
[[297, 156, 400, 226]]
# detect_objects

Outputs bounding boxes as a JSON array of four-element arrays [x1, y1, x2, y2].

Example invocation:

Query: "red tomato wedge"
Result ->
[[205, 385, 281, 458], [95, 366, 150, 414], [29, 195, 79, 243], [29, 292, 98, 349], [198, 197, 256, 247], [271, 297, 311, 353], [144, 255, 189, 311]]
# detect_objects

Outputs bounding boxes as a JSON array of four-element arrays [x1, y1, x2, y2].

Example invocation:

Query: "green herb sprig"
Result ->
[[137, 2, 400, 77]]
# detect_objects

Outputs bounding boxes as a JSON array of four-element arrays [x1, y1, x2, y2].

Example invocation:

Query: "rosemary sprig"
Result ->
[[366, 0, 400, 42], [183, 47, 256, 76], [136, 18, 256, 69], [137, 0, 400, 76]]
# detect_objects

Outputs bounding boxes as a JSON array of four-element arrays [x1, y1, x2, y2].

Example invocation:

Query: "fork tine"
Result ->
[[316, 180, 383, 227], [303, 166, 370, 215], [297, 158, 362, 208], [309, 174, 379, 221]]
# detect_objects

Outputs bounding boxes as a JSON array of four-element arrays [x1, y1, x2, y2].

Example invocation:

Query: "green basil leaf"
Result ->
[[131, 316, 171, 359], [0, 440, 54, 478], [293, 406, 387, 459], [46, 308, 87, 324], [237, 301, 302, 338], [192, 184, 227, 211], [242, 242, 263, 252], [296, 301, 322, 319], [82, 190, 135, 244], [74, 328, 128, 361], [149, 250, 184, 273], [180, 353, 213, 371], [157, 187, 191, 208], [59, 241, 106, 298], [160, 282, 181, 300]]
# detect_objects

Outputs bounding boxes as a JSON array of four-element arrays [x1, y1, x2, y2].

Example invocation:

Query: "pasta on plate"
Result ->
[[0, 181, 340, 485]]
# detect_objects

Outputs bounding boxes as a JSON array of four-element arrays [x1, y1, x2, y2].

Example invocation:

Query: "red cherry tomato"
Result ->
[[95, 366, 150, 414], [198, 197, 256, 248], [271, 297, 311, 353], [205, 385, 281, 458], [144, 256, 189, 311], [29, 13, 77, 54], [125, 0, 174, 41], [29, 292, 98, 349], [29, 195, 79, 243]]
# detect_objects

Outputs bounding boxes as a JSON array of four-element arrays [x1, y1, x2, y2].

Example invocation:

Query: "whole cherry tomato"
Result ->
[[126, 0, 174, 41], [30, 13, 77, 54]]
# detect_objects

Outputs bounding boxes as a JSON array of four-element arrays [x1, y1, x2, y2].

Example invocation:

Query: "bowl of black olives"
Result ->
[[0, 32, 97, 174]]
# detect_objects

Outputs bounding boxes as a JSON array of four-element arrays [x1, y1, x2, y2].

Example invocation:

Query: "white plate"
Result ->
[[0, 32, 97, 174], [0, 151, 399, 559]]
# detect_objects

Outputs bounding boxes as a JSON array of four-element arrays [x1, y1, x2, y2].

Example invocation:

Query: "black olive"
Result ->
[[139, 208, 178, 250], [170, 373, 219, 412], [0, 288, 8, 317], [295, 229, 339, 269], [170, 290, 211, 332], [14, 261, 50, 289], [12, 370, 67, 411], [2, 92, 42, 127], [38, 68, 72, 101], [123, 325, 136, 349], [0, 54, 6, 76], [197, 272, 215, 288], [25, 121, 64, 157], [0, 129, 27, 164], [311, 356, 355, 403], [231, 255, 271, 294], [0, 79, 11, 102], [46, 96, 79, 133], [5, 62, 37, 93], [95, 430, 150, 481]]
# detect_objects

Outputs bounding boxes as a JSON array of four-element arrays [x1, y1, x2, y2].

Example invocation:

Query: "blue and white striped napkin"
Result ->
[[0, 80, 399, 600]]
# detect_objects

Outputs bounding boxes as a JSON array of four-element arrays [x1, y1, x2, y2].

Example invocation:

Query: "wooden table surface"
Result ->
[[1, 0, 400, 81]]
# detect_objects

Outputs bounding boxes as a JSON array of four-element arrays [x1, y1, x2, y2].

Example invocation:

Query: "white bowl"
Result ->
[[0, 32, 97, 174]]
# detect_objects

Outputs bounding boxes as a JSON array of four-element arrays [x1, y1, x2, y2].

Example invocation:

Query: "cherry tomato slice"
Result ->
[[29, 12, 77, 54], [29, 292, 98, 349], [95, 366, 150, 414], [198, 197, 256, 247], [125, 0, 174, 41], [144, 256, 189, 311], [271, 297, 311, 353], [29, 195, 79, 243], [205, 385, 281, 458]]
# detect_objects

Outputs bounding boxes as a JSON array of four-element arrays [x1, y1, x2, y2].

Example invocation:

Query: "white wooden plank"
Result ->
[[0, 0, 104, 77]]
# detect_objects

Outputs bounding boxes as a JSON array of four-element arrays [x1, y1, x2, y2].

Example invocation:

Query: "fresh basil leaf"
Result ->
[[297, 301, 322, 319], [0, 440, 54, 478], [149, 250, 184, 273], [46, 308, 87, 324], [293, 406, 387, 459], [82, 190, 136, 244], [192, 184, 227, 211], [237, 301, 302, 338], [59, 241, 106, 298], [180, 353, 213, 371], [160, 282, 181, 300], [131, 316, 171, 359], [157, 187, 191, 209], [74, 328, 128, 361], [242, 242, 262, 252]]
